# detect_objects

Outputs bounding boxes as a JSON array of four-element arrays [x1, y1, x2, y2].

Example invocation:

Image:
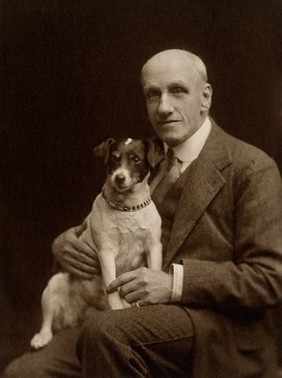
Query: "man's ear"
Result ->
[[201, 83, 212, 112], [144, 140, 165, 168], [93, 138, 116, 164]]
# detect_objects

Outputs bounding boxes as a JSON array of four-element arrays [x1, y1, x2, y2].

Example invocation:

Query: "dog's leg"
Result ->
[[30, 284, 57, 349], [146, 240, 163, 271], [30, 272, 70, 349], [99, 252, 125, 310]]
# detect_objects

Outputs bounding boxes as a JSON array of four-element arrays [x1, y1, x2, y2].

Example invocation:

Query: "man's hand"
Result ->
[[106, 267, 173, 307], [52, 221, 100, 279]]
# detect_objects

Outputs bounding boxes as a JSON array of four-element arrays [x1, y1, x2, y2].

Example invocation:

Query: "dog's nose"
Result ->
[[115, 174, 126, 184]]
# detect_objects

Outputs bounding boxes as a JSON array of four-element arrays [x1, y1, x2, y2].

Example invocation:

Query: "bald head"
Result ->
[[141, 49, 208, 84], [140, 49, 212, 147]]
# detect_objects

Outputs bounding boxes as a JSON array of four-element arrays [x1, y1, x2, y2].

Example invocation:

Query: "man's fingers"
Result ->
[[66, 266, 94, 280], [123, 290, 144, 304], [106, 271, 136, 293], [69, 249, 100, 269], [52, 225, 101, 277], [107, 268, 172, 306], [71, 237, 99, 261], [131, 299, 147, 308], [63, 255, 99, 275], [118, 280, 139, 299]]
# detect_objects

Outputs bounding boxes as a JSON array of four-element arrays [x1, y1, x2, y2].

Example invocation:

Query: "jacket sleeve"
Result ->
[[181, 157, 282, 311]]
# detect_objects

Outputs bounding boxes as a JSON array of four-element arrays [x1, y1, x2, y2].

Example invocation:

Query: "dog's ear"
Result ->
[[93, 138, 116, 164], [144, 140, 165, 168]]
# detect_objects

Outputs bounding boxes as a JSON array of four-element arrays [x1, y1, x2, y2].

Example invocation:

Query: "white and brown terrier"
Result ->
[[30, 138, 163, 349]]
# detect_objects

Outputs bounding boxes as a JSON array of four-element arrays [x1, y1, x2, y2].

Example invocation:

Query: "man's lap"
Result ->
[[78, 304, 194, 377], [3, 304, 194, 378]]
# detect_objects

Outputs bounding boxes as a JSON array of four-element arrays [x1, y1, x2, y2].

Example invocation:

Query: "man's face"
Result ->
[[141, 52, 211, 147]]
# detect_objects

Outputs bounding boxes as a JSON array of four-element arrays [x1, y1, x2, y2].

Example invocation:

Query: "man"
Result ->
[[4, 49, 282, 377]]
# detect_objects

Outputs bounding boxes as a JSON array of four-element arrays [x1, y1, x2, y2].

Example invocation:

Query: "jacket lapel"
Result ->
[[163, 122, 233, 269]]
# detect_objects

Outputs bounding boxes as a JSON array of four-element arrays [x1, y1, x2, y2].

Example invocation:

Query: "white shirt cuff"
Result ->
[[169, 263, 184, 302]]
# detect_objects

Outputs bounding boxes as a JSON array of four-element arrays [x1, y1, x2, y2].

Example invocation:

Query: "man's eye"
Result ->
[[145, 90, 159, 99], [171, 87, 186, 94]]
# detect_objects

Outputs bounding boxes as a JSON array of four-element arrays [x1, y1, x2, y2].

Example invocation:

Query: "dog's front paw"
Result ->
[[108, 298, 131, 310], [108, 292, 126, 310], [30, 330, 53, 350], [109, 300, 124, 310]]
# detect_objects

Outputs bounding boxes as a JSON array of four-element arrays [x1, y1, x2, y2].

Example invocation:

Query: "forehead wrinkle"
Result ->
[[142, 66, 200, 91], [143, 74, 190, 89]]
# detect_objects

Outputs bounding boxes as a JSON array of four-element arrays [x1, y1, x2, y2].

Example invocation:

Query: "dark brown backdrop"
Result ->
[[1, 0, 282, 371]]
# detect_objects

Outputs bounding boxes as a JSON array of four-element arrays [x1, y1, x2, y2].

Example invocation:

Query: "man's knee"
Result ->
[[3, 353, 49, 378], [79, 310, 123, 342], [4, 328, 81, 378], [2, 361, 19, 378], [78, 309, 133, 352]]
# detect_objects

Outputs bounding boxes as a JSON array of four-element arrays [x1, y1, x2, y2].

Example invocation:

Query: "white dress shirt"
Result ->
[[166, 117, 212, 302]]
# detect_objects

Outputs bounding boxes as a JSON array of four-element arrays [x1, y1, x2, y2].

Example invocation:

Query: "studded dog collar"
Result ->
[[102, 190, 151, 212]]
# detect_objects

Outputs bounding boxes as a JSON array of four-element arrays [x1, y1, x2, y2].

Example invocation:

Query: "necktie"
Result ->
[[152, 148, 182, 204]]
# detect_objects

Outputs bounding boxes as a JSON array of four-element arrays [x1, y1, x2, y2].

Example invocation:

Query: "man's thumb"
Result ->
[[74, 220, 87, 237]]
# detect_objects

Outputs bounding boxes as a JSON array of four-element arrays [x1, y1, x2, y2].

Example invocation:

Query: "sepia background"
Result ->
[[1, 0, 282, 372]]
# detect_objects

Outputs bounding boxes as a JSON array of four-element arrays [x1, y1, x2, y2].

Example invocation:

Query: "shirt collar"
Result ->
[[164, 117, 211, 163]]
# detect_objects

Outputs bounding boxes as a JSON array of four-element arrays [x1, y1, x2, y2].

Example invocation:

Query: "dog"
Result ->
[[30, 137, 164, 349]]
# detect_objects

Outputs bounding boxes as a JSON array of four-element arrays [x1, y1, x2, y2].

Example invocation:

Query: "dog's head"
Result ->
[[94, 138, 164, 192]]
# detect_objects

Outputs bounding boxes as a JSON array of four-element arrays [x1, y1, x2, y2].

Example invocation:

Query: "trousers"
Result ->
[[3, 304, 194, 378]]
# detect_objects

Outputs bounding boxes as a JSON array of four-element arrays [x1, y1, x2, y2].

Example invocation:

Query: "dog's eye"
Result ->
[[111, 153, 120, 163], [131, 156, 141, 164]]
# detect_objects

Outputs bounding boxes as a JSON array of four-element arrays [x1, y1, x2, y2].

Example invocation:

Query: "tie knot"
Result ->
[[166, 148, 182, 171], [166, 147, 174, 160]]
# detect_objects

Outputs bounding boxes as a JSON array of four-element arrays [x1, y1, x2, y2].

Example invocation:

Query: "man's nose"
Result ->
[[157, 93, 173, 116]]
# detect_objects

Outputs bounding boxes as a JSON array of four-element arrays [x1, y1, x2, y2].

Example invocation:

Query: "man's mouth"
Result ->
[[157, 120, 180, 125]]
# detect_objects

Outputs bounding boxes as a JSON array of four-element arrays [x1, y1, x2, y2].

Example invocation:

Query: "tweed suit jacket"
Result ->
[[157, 119, 282, 377]]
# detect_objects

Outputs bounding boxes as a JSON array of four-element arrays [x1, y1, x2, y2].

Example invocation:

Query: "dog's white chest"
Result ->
[[88, 193, 160, 232], [81, 194, 162, 275]]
